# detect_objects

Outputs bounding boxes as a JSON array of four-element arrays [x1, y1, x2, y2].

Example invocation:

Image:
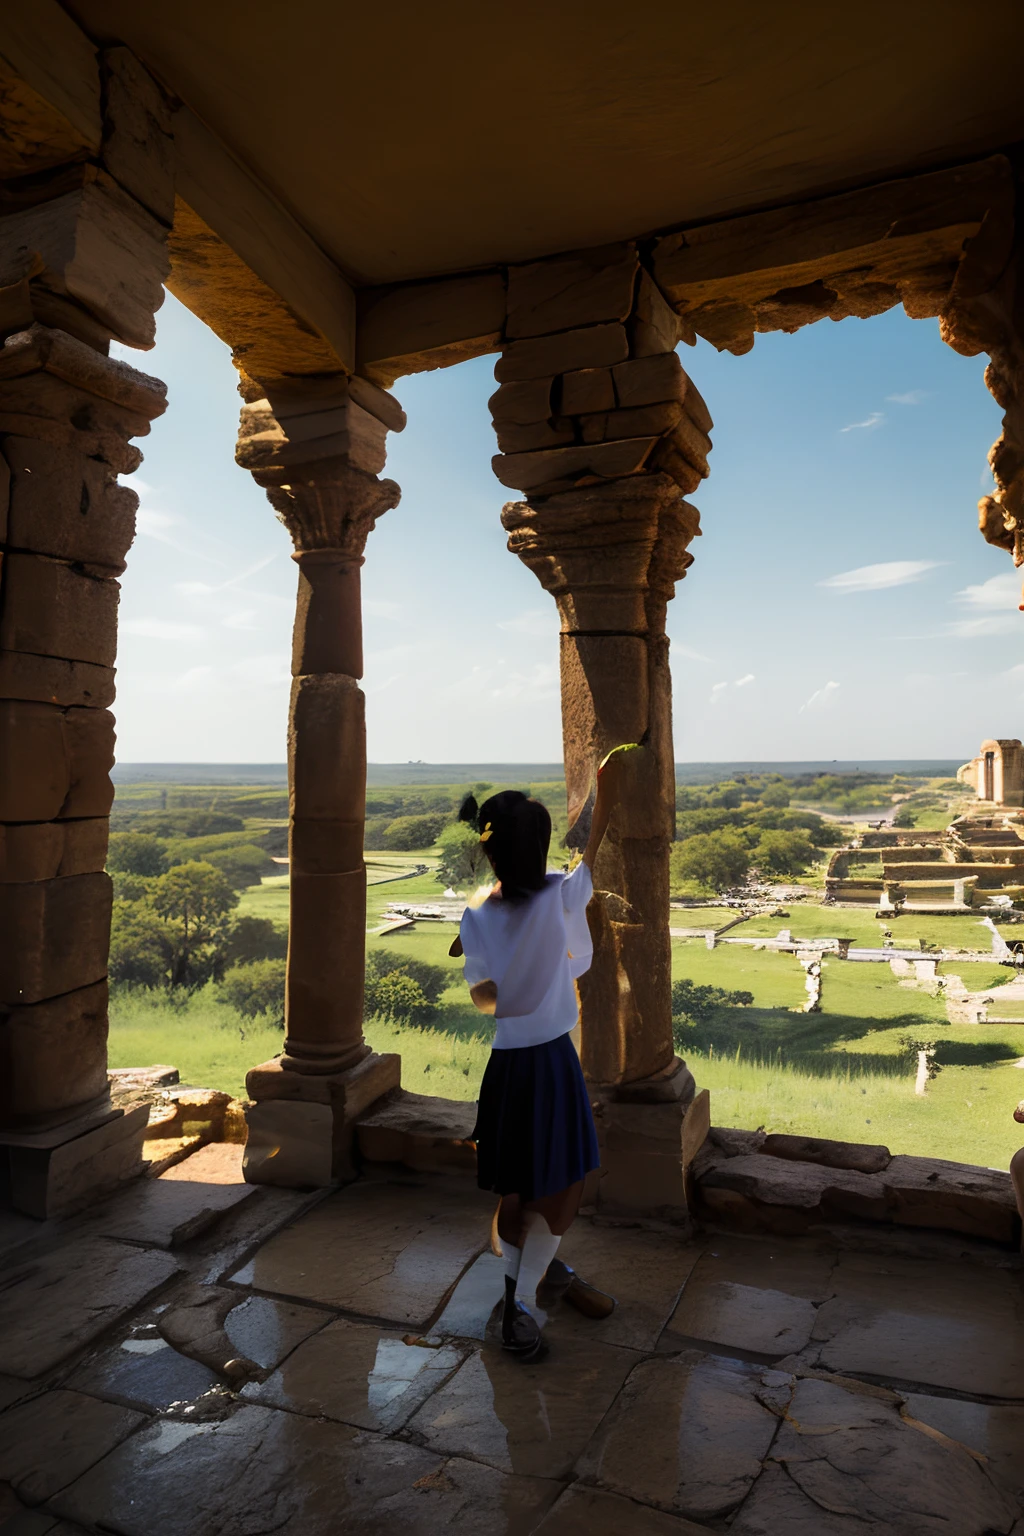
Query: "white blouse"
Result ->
[[459, 862, 594, 1050]]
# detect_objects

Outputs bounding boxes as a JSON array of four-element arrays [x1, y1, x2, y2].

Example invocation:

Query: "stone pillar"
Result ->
[[235, 376, 406, 1186], [0, 49, 171, 1216], [490, 245, 711, 1219]]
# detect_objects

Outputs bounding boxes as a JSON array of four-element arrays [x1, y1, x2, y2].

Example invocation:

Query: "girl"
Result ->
[[454, 748, 633, 1361]]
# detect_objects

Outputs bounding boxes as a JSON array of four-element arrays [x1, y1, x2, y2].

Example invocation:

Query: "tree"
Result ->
[[435, 821, 485, 890], [366, 948, 449, 1004], [217, 959, 286, 1024], [108, 899, 170, 988], [759, 781, 791, 808], [106, 831, 168, 877], [200, 843, 277, 889], [222, 915, 287, 967], [149, 861, 238, 989], [382, 813, 446, 850], [892, 805, 916, 828], [671, 830, 751, 893], [754, 829, 816, 877], [671, 977, 753, 1022]]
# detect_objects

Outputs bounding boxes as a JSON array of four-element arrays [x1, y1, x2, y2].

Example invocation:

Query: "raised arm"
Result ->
[[582, 743, 642, 870]]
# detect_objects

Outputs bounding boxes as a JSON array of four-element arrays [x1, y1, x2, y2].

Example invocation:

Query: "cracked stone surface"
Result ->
[[0, 1238, 181, 1378], [51, 1403, 562, 1535], [579, 1350, 790, 1520], [404, 1336, 640, 1480], [807, 1251, 1024, 1396], [243, 1319, 467, 1430], [65, 1324, 219, 1411], [229, 1178, 492, 1328], [94, 1145, 257, 1249], [531, 1484, 714, 1533], [903, 1392, 1024, 1503], [0, 1388, 145, 1504], [554, 1222, 704, 1351], [732, 1376, 1019, 1535]]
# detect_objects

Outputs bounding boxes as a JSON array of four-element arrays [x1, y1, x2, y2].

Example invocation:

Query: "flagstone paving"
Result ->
[[0, 1157, 1021, 1534]]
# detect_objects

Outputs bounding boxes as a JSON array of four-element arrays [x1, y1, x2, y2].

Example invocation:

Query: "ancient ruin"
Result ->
[[2, 8, 1024, 1530]]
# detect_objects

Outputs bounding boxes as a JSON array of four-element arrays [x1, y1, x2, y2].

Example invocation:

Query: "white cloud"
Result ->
[[840, 411, 884, 433], [947, 615, 1020, 638], [122, 475, 156, 497], [954, 572, 1019, 610], [222, 610, 261, 631], [674, 644, 712, 662], [800, 680, 840, 712], [497, 609, 557, 638], [734, 673, 755, 688], [709, 681, 729, 705], [121, 618, 204, 642], [819, 560, 942, 593], [229, 654, 291, 688], [135, 508, 178, 543], [886, 390, 927, 406]]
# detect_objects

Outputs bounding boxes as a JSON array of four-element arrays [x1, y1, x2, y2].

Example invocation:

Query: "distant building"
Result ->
[[958, 740, 1024, 806]]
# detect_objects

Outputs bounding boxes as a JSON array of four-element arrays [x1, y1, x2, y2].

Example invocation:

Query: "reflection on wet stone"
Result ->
[[66, 1332, 218, 1412], [0, 1389, 145, 1504], [243, 1320, 467, 1430], [661, 1279, 818, 1357], [51, 1403, 562, 1536], [580, 1351, 789, 1520], [902, 1393, 1024, 1502], [532, 1485, 716, 1534], [405, 1338, 641, 1481]]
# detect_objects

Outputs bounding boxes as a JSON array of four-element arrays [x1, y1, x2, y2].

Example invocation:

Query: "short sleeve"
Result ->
[[459, 907, 491, 986], [561, 860, 594, 914]]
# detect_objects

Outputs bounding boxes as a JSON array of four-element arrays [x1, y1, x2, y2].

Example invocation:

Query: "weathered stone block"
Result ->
[[495, 323, 629, 383], [0, 980, 109, 1128], [663, 414, 712, 478], [0, 818, 108, 882], [612, 354, 713, 434], [506, 245, 638, 339], [355, 1090, 477, 1174], [492, 435, 657, 493], [289, 674, 365, 821], [0, 175, 169, 347], [561, 633, 650, 755], [101, 47, 175, 226], [560, 367, 616, 415], [62, 706, 116, 818], [581, 401, 683, 444], [243, 1100, 334, 1188], [487, 377, 553, 425], [0, 871, 112, 1005], [629, 269, 684, 357], [7, 1103, 148, 1219], [493, 417, 575, 453], [0, 649, 115, 708], [761, 1133, 891, 1173], [4, 435, 136, 571], [0, 698, 69, 820], [649, 435, 703, 494], [881, 1154, 1019, 1242], [0, 551, 119, 666], [292, 556, 363, 678]]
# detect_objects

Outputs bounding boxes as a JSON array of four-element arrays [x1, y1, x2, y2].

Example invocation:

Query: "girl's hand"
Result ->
[[470, 979, 498, 1015], [1014, 1100, 1024, 1124]]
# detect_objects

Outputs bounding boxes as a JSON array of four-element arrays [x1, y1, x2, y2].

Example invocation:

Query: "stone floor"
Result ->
[[1, 1150, 1023, 1535]]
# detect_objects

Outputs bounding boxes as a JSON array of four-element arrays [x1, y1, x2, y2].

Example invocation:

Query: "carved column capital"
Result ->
[[501, 472, 700, 634], [236, 395, 400, 561]]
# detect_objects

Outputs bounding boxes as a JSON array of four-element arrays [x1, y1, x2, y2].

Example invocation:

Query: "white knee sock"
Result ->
[[515, 1213, 561, 1303], [499, 1238, 521, 1283]]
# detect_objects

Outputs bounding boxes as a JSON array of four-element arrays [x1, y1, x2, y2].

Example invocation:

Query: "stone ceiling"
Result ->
[[64, 0, 1024, 285]]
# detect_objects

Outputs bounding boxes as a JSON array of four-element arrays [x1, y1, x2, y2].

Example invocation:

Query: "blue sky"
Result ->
[[111, 292, 1017, 764]]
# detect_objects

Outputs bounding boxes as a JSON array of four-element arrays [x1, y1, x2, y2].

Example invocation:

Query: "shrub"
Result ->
[[111, 871, 152, 902], [382, 813, 447, 850], [671, 977, 753, 1051], [107, 831, 168, 877], [671, 830, 751, 893], [367, 970, 436, 1024], [141, 811, 245, 837], [758, 782, 791, 808], [364, 815, 393, 851], [109, 899, 169, 988], [366, 949, 448, 1004], [435, 821, 485, 890], [893, 806, 916, 828], [217, 959, 286, 1024], [222, 915, 288, 967]]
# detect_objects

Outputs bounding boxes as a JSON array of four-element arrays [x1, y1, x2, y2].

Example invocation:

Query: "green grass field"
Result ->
[[109, 849, 1024, 1168]]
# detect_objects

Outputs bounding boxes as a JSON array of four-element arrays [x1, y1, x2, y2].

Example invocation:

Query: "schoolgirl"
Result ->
[[454, 749, 632, 1360]]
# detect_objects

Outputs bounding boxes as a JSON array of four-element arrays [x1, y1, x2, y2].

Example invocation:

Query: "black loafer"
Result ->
[[501, 1277, 547, 1361]]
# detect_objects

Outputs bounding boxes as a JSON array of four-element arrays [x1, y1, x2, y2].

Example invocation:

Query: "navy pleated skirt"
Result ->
[[473, 1032, 600, 1201]]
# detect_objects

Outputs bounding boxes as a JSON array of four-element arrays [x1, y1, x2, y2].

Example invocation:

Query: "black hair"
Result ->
[[458, 789, 551, 901]]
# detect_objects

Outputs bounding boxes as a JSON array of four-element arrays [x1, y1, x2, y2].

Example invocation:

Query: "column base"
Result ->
[[588, 1059, 710, 1223], [0, 1103, 150, 1220], [243, 1051, 401, 1188]]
